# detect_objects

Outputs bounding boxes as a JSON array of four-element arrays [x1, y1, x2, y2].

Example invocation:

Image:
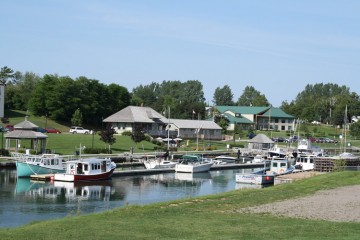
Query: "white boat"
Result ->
[[247, 154, 267, 164], [143, 159, 177, 169], [268, 145, 289, 158], [214, 155, 237, 164], [236, 157, 294, 184], [175, 155, 213, 173], [267, 157, 295, 175], [294, 153, 316, 171], [13, 152, 67, 177], [53, 157, 116, 182]]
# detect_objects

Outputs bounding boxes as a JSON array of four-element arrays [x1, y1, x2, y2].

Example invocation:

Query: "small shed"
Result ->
[[4, 117, 48, 153], [248, 134, 274, 150]]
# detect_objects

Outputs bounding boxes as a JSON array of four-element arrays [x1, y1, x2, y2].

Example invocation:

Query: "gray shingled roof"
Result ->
[[14, 118, 39, 129], [103, 106, 168, 123], [170, 119, 222, 130], [5, 130, 48, 139], [248, 133, 274, 144]]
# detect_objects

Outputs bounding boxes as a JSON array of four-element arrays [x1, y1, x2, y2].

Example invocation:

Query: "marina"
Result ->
[[1, 165, 263, 228]]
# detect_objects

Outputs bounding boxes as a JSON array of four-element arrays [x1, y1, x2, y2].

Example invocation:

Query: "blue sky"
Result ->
[[2, 0, 360, 107]]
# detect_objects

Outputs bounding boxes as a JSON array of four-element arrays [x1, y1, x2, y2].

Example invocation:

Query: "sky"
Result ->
[[2, 0, 360, 107]]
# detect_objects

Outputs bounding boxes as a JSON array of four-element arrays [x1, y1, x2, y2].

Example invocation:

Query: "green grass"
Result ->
[[1, 171, 359, 239]]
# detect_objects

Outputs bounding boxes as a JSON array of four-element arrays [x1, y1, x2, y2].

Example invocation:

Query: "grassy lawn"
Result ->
[[1, 171, 359, 239]]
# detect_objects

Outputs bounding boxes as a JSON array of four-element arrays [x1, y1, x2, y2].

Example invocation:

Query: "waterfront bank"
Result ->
[[1, 171, 359, 239]]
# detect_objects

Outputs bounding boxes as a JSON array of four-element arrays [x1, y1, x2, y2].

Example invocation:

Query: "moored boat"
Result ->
[[13, 152, 67, 177], [175, 155, 213, 173], [214, 155, 236, 164], [53, 157, 116, 182], [144, 159, 177, 169]]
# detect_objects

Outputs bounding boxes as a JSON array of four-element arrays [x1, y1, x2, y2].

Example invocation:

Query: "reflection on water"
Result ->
[[1, 167, 260, 228]]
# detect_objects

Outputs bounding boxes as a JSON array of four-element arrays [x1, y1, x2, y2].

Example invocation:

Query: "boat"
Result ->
[[294, 153, 317, 171], [213, 155, 237, 164], [268, 145, 289, 158], [53, 157, 116, 182], [143, 159, 177, 169], [247, 154, 267, 164], [266, 157, 295, 175], [236, 157, 294, 184], [175, 155, 213, 173], [13, 152, 67, 177]]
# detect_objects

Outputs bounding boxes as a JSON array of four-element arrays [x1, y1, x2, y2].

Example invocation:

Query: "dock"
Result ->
[[28, 163, 264, 180], [30, 174, 54, 181]]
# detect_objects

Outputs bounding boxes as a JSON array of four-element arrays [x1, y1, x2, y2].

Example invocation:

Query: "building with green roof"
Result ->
[[214, 106, 295, 132]]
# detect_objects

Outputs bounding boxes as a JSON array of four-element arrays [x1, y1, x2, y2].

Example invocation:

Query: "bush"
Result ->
[[0, 149, 10, 156], [121, 131, 132, 136]]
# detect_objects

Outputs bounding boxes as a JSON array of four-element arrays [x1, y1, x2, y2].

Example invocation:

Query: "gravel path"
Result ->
[[239, 185, 360, 222]]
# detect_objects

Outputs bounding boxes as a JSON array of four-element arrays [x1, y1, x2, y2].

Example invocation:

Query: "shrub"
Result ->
[[121, 131, 132, 136], [84, 148, 112, 154]]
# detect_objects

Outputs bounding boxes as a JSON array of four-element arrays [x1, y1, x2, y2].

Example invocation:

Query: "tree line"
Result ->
[[2, 66, 360, 129]]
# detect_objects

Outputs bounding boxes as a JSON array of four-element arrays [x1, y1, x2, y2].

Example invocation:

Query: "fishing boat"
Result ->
[[13, 152, 67, 177], [53, 157, 116, 182], [175, 155, 213, 173], [294, 153, 317, 171], [143, 159, 177, 169], [213, 155, 237, 164], [236, 157, 294, 185]]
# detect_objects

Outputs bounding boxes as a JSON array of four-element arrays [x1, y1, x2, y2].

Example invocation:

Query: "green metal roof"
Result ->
[[261, 107, 294, 118], [216, 106, 270, 115], [223, 113, 254, 124], [215, 106, 294, 119]]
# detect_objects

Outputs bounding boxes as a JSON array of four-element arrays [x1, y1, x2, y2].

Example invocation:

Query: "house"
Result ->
[[103, 106, 223, 139], [167, 119, 223, 140], [214, 106, 295, 132], [103, 106, 169, 136]]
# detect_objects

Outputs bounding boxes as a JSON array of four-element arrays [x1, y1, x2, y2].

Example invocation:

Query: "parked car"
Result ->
[[5, 125, 14, 131], [69, 126, 92, 134], [45, 128, 61, 134], [35, 127, 47, 133]]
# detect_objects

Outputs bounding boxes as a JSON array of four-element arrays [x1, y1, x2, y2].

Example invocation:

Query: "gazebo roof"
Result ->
[[4, 130, 48, 139], [14, 117, 39, 130]]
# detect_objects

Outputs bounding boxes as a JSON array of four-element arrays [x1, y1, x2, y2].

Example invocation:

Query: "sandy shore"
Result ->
[[238, 183, 360, 222]]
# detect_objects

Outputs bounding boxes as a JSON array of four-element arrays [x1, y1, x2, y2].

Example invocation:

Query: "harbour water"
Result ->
[[0, 167, 261, 228]]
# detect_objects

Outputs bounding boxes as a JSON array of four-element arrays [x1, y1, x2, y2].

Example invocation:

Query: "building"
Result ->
[[103, 106, 223, 139], [103, 106, 169, 136], [167, 119, 222, 140], [214, 106, 295, 132]]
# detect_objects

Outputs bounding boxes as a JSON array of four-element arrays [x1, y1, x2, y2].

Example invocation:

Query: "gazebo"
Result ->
[[248, 134, 274, 150], [4, 117, 48, 153]]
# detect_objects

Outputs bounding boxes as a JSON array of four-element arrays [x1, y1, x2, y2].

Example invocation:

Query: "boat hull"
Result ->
[[16, 161, 65, 177], [235, 173, 274, 185], [144, 160, 176, 169], [175, 162, 213, 173], [53, 168, 115, 182]]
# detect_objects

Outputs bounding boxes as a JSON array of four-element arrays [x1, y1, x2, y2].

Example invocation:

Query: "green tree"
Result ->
[[99, 125, 116, 153], [0, 66, 15, 85], [236, 86, 269, 106], [71, 108, 83, 126], [213, 85, 234, 105], [350, 121, 360, 139], [131, 124, 146, 144]]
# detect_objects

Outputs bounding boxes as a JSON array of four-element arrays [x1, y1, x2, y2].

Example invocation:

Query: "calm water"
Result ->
[[0, 167, 260, 228]]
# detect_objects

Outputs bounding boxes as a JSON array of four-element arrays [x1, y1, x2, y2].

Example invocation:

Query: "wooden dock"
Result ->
[[30, 174, 54, 181]]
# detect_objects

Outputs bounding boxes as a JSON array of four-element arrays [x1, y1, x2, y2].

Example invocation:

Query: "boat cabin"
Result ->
[[66, 158, 113, 175]]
